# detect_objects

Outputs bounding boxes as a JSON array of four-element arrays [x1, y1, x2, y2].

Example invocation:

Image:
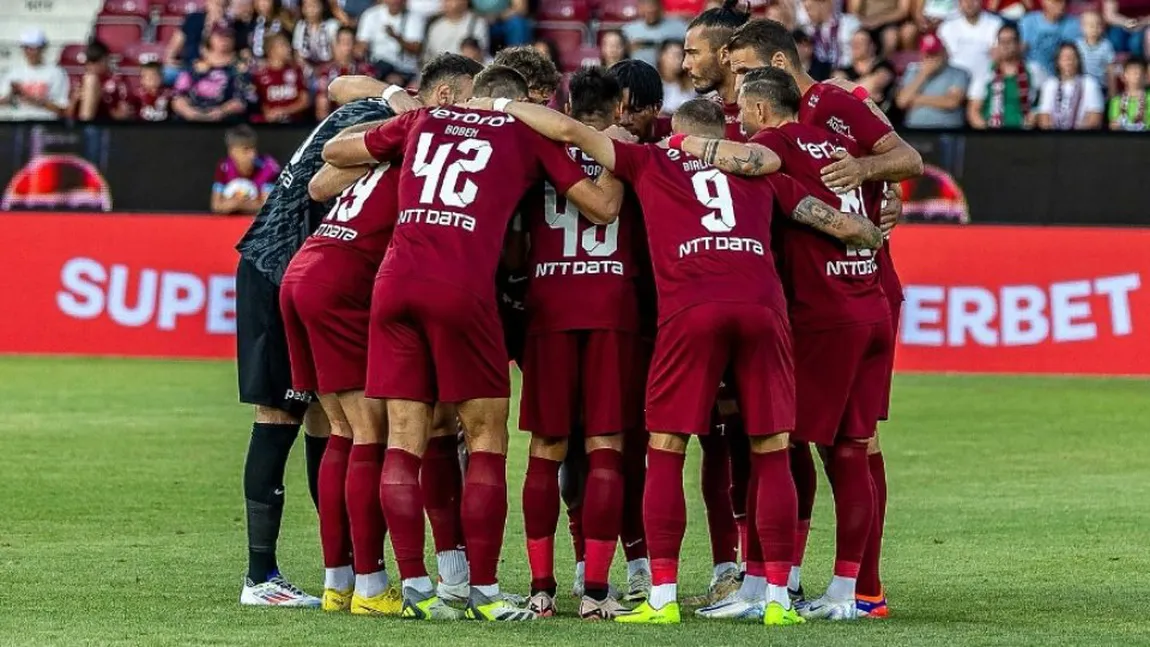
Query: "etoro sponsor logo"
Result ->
[[901, 274, 1141, 347], [55, 257, 236, 334]]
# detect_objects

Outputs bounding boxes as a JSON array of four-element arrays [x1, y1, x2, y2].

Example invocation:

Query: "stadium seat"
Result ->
[[155, 14, 184, 45], [58, 43, 89, 70], [567, 44, 602, 71], [165, 0, 205, 15], [101, 0, 151, 16], [536, 26, 588, 69], [597, 0, 639, 27], [536, 0, 592, 23], [120, 41, 166, 66], [93, 17, 147, 53]]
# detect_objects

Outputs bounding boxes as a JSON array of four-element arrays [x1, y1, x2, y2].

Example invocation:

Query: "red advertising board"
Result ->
[[1, 216, 1147, 376]]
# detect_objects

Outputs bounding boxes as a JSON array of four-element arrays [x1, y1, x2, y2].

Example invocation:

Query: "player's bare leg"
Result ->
[[616, 431, 688, 625], [523, 435, 568, 617], [380, 398, 460, 620], [801, 437, 875, 621], [239, 404, 324, 607], [312, 396, 355, 611], [578, 434, 629, 620], [856, 432, 889, 617], [338, 392, 400, 616], [748, 433, 805, 626], [457, 397, 535, 621], [422, 403, 470, 603]]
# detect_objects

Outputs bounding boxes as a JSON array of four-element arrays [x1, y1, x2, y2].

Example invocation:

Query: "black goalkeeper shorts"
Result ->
[[235, 258, 313, 418]]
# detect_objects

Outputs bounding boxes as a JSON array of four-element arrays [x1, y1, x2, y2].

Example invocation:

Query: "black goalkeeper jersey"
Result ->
[[235, 98, 395, 285]]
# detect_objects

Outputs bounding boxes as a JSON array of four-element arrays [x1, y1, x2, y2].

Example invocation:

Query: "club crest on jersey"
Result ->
[[827, 116, 853, 139], [807, 92, 820, 108]]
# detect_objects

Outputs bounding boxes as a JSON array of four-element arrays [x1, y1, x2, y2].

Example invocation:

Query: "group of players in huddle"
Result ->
[[233, 0, 924, 628]]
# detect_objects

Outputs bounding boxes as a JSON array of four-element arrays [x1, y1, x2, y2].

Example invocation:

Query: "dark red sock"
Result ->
[[726, 418, 751, 561], [753, 449, 797, 588], [620, 429, 648, 561], [462, 451, 508, 587], [857, 451, 887, 596], [790, 442, 817, 566], [699, 430, 738, 566], [742, 454, 763, 576], [567, 505, 585, 562], [644, 447, 686, 586], [583, 448, 623, 593], [379, 448, 426, 580], [421, 435, 464, 554], [345, 443, 386, 575], [318, 434, 353, 570], [829, 441, 875, 579], [522, 455, 561, 592]]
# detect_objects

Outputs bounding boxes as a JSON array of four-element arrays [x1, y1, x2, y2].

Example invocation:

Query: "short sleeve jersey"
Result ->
[[752, 123, 889, 330], [798, 81, 904, 305], [286, 164, 401, 287], [521, 145, 641, 334], [364, 106, 588, 302], [611, 140, 804, 323], [236, 98, 395, 284], [252, 63, 308, 121]]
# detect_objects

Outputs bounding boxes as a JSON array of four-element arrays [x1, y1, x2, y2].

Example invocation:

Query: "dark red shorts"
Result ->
[[879, 298, 902, 421], [646, 303, 794, 436], [793, 318, 893, 446], [279, 278, 370, 394], [366, 276, 509, 404], [519, 329, 644, 438]]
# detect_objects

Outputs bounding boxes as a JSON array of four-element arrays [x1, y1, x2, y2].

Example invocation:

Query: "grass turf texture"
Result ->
[[1, 356, 1147, 646]]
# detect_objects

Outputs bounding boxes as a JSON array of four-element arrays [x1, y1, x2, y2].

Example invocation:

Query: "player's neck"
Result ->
[[767, 116, 795, 129], [794, 71, 817, 96], [718, 74, 739, 105]]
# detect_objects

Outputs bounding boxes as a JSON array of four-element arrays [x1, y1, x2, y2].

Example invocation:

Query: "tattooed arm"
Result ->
[[675, 137, 782, 176], [789, 195, 884, 249]]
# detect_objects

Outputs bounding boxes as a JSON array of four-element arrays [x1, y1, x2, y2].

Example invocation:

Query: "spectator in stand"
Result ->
[[848, 0, 912, 56], [1109, 57, 1150, 128], [1102, 0, 1150, 57], [331, 0, 372, 24], [1077, 10, 1116, 87], [408, 0, 446, 23], [166, 0, 230, 78], [1036, 42, 1104, 129], [76, 40, 129, 122], [357, 0, 425, 84], [985, 0, 1033, 22], [601, 30, 632, 68], [766, 0, 797, 30], [937, 0, 1003, 77], [248, 0, 295, 59], [0, 28, 70, 121], [1020, 0, 1082, 76], [315, 27, 374, 118], [212, 125, 280, 214], [460, 36, 491, 62], [897, 32, 969, 127], [623, 0, 689, 67], [834, 29, 896, 110], [473, 0, 532, 49], [126, 62, 173, 121], [532, 38, 561, 65], [913, 0, 959, 37], [252, 32, 312, 122], [172, 24, 249, 122], [294, 0, 341, 64], [793, 28, 815, 73], [658, 39, 694, 113], [803, 0, 861, 80], [968, 23, 1045, 128], [423, 0, 489, 63]]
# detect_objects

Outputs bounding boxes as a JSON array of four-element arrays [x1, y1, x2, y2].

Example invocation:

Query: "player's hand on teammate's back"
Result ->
[[879, 187, 902, 237], [387, 90, 422, 114], [603, 125, 638, 143], [821, 149, 867, 193], [464, 97, 495, 111]]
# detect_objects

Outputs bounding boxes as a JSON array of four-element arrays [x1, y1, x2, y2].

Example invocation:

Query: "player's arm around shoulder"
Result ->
[[310, 163, 371, 201], [792, 195, 884, 250], [468, 97, 621, 172], [566, 168, 625, 225], [672, 134, 782, 176], [322, 115, 401, 168]]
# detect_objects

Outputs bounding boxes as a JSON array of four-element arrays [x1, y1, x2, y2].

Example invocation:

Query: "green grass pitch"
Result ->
[[1, 356, 1148, 646]]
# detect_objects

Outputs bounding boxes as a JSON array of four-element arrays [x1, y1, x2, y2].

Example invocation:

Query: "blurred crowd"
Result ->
[[2, 0, 1149, 130]]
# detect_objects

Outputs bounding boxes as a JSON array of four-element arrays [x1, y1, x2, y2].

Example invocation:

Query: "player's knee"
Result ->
[[529, 435, 568, 461], [255, 405, 300, 425], [867, 434, 882, 455], [648, 431, 688, 454], [832, 437, 870, 461], [458, 398, 510, 454], [302, 403, 330, 438], [750, 432, 789, 454], [386, 399, 432, 453], [585, 433, 623, 454]]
